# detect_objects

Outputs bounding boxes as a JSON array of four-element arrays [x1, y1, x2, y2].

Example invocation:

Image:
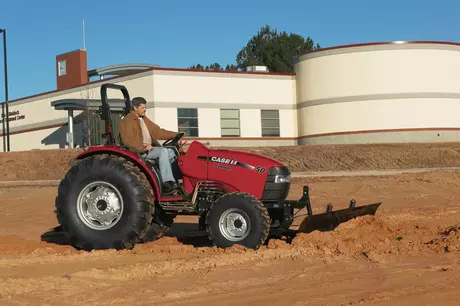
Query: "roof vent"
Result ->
[[246, 65, 269, 72]]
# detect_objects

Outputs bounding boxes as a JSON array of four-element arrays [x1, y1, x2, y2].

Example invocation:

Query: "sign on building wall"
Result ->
[[0, 110, 26, 124]]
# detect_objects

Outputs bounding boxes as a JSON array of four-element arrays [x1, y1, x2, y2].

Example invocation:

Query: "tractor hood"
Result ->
[[206, 147, 289, 173], [178, 141, 292, 200], [200, 146, 291, 200]]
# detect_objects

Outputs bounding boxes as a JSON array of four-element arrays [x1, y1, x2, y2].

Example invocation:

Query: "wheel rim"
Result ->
[[218, 208, 251, 242], [76, 181, 124, 230]]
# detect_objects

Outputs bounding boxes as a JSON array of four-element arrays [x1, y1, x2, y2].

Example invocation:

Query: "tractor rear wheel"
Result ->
[[205, 192, 271, 249], [55, 154, 153, 251], [139, 210, 175, 243]]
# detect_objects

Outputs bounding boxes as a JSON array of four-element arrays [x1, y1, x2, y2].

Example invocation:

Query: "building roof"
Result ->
[[295, 40, 460, 63], [299, 40, 460, 56]]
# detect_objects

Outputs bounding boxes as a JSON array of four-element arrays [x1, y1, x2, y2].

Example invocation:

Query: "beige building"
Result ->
[[1, 40, 460, 152]]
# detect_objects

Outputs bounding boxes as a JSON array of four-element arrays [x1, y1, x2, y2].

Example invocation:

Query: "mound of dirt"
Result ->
[[3, 142, 460, 181], [289, 215, 460, 261], [0, 148, 83, 181], [3, 216, 456, 264], [241, 142, 460, 172], [425, 224, 460, 253]]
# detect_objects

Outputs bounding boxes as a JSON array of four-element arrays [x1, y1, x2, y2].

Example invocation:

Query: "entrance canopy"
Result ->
[[87, 63, 159, 80], [50, 98, 129, 149], [51, 98, 128, 112]]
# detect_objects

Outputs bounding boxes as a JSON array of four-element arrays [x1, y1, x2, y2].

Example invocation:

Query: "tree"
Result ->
[[79, 85, 97, 147], [188, 63, 239, 71], [236, 25, 321, 73], [225, 64, 238, 71], [188, 64, 205, 70], [206, 63, 222, 70], [188, 25, 321, 73]]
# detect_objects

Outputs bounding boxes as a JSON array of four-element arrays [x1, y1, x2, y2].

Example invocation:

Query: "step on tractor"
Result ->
[[54, 83, 383, 251]]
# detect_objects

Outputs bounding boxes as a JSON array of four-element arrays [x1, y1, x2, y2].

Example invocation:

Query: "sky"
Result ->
[[0, 0, 458, 101]]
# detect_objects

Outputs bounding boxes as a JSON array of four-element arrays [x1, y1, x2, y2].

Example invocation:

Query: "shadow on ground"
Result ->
[[164, 222, 214, 247], [40, 222, 215, 248]]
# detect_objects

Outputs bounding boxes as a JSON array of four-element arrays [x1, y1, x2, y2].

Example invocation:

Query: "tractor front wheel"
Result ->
[[206, 192, 270, 249], [55, 154, 153, 251]]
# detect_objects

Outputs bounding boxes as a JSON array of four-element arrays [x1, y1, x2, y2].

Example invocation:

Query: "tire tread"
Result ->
[[55, 154, 154, 251]]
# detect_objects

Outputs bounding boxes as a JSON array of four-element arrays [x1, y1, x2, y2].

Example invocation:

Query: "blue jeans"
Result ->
[[144, 147, 176, 183]]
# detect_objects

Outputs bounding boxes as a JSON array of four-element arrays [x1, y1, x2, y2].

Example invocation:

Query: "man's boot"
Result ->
[[163, 181, 179, 195]]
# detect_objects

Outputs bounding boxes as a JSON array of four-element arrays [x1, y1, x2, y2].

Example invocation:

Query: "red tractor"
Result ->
[[55, 83, 382, 251]]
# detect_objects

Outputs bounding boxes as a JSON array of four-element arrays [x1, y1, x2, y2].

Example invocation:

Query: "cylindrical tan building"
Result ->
[[295, 41, 460, 144]]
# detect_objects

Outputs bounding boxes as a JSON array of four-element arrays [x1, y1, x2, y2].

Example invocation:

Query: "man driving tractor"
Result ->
[[119, 97, 181, 195]]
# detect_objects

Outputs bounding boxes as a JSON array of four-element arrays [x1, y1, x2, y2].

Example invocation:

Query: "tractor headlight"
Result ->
[[274, 174, 291, 183]]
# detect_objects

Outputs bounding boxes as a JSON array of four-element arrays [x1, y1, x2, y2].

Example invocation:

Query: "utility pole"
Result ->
[[1, 98, 4, 152], [0, 28, 9, 151]]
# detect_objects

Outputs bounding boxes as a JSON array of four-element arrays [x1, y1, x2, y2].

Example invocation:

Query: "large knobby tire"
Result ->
[[55, 154, 153, 251], [206, 192, 271, 249], [139, 210, 176, 243]]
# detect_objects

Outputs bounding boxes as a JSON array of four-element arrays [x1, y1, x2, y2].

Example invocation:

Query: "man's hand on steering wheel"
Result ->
[[162, 131, 186, 147]]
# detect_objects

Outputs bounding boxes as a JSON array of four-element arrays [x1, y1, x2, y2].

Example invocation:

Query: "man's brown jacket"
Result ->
[[119, 111, 177, 152]]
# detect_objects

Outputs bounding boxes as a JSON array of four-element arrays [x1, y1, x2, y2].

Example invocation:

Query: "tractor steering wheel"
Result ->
[[162, 131, 186, 148]]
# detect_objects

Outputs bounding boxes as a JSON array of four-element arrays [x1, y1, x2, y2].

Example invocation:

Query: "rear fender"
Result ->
[[75, 146, 162, 200]]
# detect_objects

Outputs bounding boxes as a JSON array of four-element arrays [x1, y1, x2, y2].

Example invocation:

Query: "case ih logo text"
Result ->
[[211, 157, 238, 165]]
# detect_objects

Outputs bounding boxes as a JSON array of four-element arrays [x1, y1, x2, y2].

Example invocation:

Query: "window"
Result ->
[[261, 110, 280, 137], [58, 60, 67, 76], [177, 108, 199, 137], [220, 109, 240, 137]]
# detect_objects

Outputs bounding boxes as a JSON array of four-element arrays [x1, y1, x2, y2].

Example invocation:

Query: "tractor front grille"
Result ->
[[261, 166, 291, 202]]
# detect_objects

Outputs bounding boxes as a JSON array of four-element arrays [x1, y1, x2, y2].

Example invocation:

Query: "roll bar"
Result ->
[[99, 83, 131, 145]]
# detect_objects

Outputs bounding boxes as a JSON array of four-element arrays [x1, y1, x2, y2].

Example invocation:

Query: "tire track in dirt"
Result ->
[[1, 214, 460, 303]]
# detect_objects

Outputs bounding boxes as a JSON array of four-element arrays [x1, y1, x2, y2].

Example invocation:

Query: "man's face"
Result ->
[[133, 103, 147, 117]]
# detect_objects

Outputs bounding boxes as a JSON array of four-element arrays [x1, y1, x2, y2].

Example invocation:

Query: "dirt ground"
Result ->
[[5, 142, 460, 180], [1, 171, 460, 305]]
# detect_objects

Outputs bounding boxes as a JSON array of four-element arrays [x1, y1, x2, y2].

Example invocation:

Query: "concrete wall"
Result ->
[[294, 42, 460, 144]]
